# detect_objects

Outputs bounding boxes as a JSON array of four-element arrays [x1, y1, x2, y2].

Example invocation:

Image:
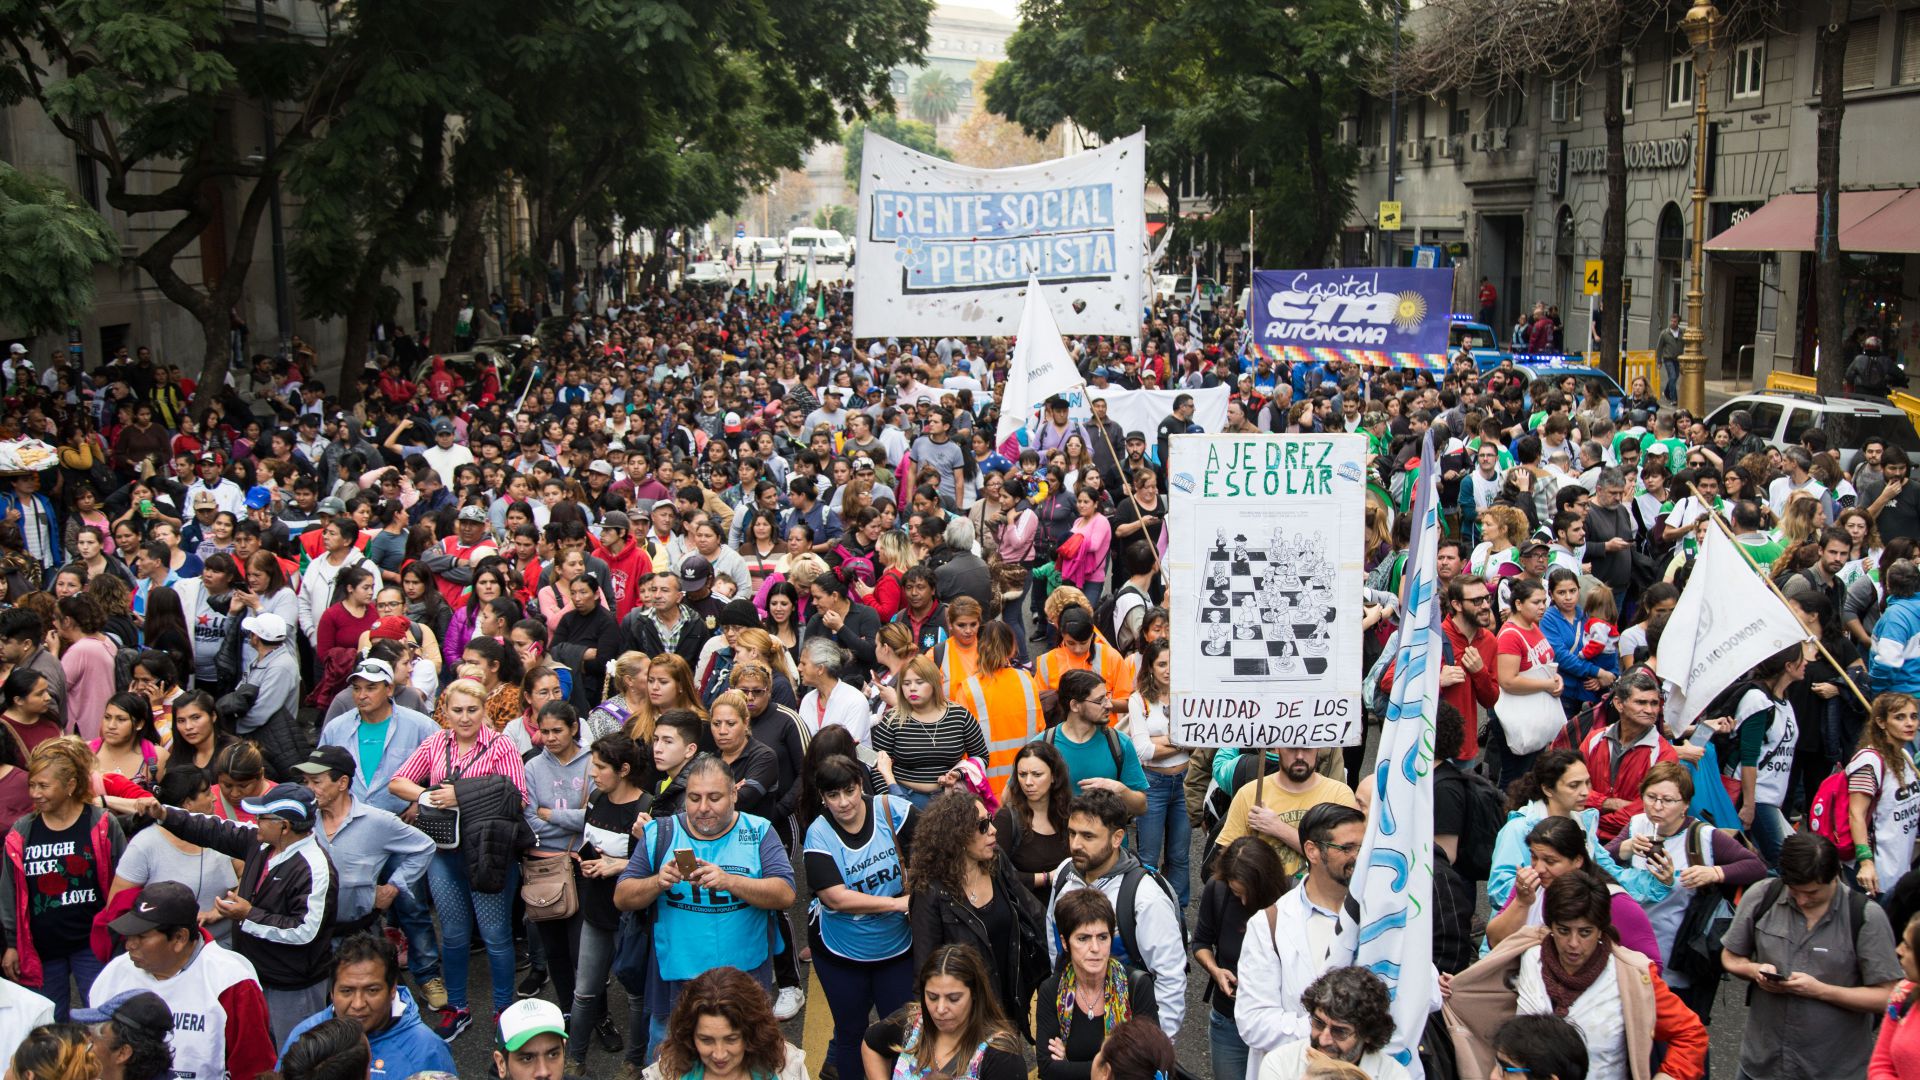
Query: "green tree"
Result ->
[[985, 0, 1390, 267], [0, 164, 116, 332], [814, 205, 857, 234], [0, 0, 333, 412], [842, 114, 950, 185], [910, 68, 963, 127]]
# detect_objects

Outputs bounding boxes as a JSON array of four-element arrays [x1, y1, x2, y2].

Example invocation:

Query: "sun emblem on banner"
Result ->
[[1392, 291, 1428, 333]]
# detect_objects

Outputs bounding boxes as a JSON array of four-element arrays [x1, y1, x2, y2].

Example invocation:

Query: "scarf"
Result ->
[[1539, 938, 1611, 1017], [1055, 958, 1131, 1039]]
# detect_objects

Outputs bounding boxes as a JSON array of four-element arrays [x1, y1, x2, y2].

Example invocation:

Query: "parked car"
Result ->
[[683, 260, 734, 286], [1704, 389, 1920, 469]]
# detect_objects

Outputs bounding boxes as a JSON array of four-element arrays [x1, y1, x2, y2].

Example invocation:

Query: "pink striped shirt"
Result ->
[[393, 728, 529, 801]]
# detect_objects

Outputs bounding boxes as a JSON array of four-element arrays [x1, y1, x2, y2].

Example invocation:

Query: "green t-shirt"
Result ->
[[356, 718, 390, 786], [1654, 437, 1688, 473], [1737, 533, 1786, 571]]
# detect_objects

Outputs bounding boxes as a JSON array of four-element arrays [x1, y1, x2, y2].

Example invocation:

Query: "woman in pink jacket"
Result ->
[[55, 594, 116, 743], [1058, 487, 1112, 607]]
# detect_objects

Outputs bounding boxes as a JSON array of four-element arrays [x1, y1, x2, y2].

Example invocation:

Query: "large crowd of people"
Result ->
[[0, 279, 1914, 1080]]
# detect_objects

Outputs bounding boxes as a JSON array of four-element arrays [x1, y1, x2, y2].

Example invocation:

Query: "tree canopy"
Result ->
[[842, 114, 950, 186]]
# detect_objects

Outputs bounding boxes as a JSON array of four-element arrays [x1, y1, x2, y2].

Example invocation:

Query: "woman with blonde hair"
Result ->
[[588, 651, 650, 744], [627, 654, 704, 745], [1775, 492, 1825, 551], [956, 622, 1042, 790], [7, 1024, 94, 1080], [731, 627, 799, 707], [874, 655, 987, 809], [856, 531, 917, 623], [870, 622, 921, 713], [0, 737, 124, 1018], [1471, 504, 1529, 585], [755, 552, 829, 622]]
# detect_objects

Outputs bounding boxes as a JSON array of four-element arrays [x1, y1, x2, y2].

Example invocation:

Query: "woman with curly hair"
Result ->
[[862, 945, 1026, 1080], [645, 966, 805, 1080], [905, 791, 1046, 1033]]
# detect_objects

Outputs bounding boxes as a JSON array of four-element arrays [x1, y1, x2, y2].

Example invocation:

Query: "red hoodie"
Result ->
[[596, 538, 654, 620]]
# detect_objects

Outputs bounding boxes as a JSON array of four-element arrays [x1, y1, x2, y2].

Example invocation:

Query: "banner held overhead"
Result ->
[[853, 130, 1147, 339], [1247, 267, 1454, 371]]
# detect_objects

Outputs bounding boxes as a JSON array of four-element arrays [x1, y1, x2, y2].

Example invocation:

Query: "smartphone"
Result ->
[[1760, 969, 1789, 982], [673, 848, 697, 875]]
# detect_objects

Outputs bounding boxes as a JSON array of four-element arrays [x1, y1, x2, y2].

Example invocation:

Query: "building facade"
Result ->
[[1347, 0, 1920, 382]]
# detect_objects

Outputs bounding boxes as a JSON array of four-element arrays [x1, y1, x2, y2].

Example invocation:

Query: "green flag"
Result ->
[[814, 286, 824, 322]]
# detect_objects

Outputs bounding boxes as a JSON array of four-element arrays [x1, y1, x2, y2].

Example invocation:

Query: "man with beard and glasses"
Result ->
[[1257, 966, 1407, 1080], [1211, 746, 1358, 880], [1440, 578, 1501, 764], [1232, 803, 1367, 1078]]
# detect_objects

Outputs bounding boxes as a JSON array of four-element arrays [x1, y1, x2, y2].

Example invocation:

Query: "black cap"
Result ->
[[718, 599, 760, 629], [107, 880, 199, 936], [293, 745, 355, 779], [1060, 606, 1094, 641]]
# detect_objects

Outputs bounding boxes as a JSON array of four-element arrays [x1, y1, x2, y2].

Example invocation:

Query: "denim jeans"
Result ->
[[1660, 357, 1680, 402], [1080, 580, 1105, 608], [1209, 1008, 1250, 1080], [425, 850, 519, 1013], [568, 921, 623, 1068], [40, 947, 105, 1022], [389, 879, 441, 982], [1750, 802, 1791, 868], [1137, 769, 1191, 908], [814, 948, 916, 1080], [887, 785, 934, 809]]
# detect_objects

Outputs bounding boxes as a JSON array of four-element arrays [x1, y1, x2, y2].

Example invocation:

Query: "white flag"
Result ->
[[1657, 519, 1808, 730], [995, 275, 1083, 454], [1353, 431, 1439, 1079]]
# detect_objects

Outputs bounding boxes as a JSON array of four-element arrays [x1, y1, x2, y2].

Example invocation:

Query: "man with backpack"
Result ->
[[1720, 832, 1900, 1080], [1433, 704, 1504, 890], [1044, 790, 1185, 1039], [1845, 335, 1903, 398]]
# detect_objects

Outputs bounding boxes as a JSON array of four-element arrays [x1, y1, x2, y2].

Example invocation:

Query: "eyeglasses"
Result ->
[[1643, 794, 1685, 806], [1316, 841, 1362, 855], [1307, 1015, 1356, 1041], [974, 817, 994, 835]]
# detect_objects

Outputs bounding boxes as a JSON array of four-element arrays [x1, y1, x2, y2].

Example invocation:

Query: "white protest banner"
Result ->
[[1077, 385, 1229, 435], [995, 277, 1086, 455], [852, 130, 1146, 339], [1166, 433, 1368, 747], [1657, 519, 1807, 730]]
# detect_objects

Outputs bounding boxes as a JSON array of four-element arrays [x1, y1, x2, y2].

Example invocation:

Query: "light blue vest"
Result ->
[[649, 812, 776, 981], [805, 796, 911, 961]]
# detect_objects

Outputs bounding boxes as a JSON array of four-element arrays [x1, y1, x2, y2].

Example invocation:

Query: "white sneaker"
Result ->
[[773, 985, 804, 1020]]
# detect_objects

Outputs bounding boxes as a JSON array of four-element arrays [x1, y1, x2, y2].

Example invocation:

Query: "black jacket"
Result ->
[[721, 738, 781, 820], [925, 545, 995, 612], [162, 809, 338, 990], [908, 849, 1049, 1035], [550, 604, 623, 710], [451, 774, 533, 894], [803, 604, 880, 686], [620, 607, 712, 671]]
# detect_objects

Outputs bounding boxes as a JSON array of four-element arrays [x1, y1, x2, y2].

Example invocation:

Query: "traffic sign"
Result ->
[[1583, 260, 1602, 295], [735, 223, 745, 238], [1378, 201, 1403, 231]]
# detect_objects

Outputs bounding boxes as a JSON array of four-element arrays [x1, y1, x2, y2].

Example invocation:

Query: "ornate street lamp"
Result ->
[[1677, 0, 1721, 415]]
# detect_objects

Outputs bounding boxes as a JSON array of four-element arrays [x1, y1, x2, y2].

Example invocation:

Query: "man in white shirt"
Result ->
[[421, 417, 474, 489], [1767, 445, 1829, 517], [185, 453, 247, 516]]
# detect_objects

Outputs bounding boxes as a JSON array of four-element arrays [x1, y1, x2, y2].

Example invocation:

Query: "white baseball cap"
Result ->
[[241, 612, 289, 643], [7, 345, 23, 356], [497, 998, 568, 1051]]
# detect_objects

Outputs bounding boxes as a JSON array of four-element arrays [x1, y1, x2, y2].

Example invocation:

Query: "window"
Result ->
[[1845, 16, 1880, 90], [1622, 63, 1636, 114], [1668, 52, 1694, 107], [1487, 88, 1525, 129], [1550, 80, 1572, 121], [74, 147, 99, 211], [1448, 91, 1469, 135], [1732, 41, 1764, 98], [1900, 9, 1920, 85]]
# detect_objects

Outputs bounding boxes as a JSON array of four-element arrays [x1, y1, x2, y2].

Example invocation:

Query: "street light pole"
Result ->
[[1678, 0, 1721, 416]]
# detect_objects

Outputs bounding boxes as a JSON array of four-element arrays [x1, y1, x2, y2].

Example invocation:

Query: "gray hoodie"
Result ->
[[523, 745, 592, 851]]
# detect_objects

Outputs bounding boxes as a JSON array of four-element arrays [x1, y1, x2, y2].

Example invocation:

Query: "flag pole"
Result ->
[[1685, 481, 1873, 711]]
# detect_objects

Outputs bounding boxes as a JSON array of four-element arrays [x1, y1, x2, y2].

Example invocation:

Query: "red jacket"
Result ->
[[1442, 619, 1501, 761], [2, 806, 124, 988], [1580, 719, 1678, 841]]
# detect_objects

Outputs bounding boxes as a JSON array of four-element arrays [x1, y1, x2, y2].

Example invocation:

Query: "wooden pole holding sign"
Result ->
[[1685, 481, 1873, 711]]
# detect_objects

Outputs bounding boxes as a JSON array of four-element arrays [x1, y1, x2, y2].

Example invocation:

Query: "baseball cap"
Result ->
[[106, 881, 199, 936], [245, 486, 273, 510], [349, 657, 396, 684], [497, 998, 568, 1052], [6, 344, 22, 356], [852, 455, 875, 471], [677, 555, 714, 590], [432, 418, 455, 435], [1125, 431, 1147, 444], [368, 616, 411, 642], [198, 452, 220, 465], [1644, 442, 1672, 458], [1060, 606, 1094, 642], [457, 505, 490, 524], [718, 598, 760, 629], [191, 490, 217, 508], [1521, 537, 1552, 555], [317, 497, 347, 515], [586, 460, 614, 478], [601, 511, 631, 532], [239, 782, 317, 826], [724, 411, 743, 434], [73, 990, 173, 1035], [241, 612, 289, 643], [293, 745, 356, 779]]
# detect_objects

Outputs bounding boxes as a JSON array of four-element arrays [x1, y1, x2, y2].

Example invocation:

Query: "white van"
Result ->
[[785, 227, 849, 264]]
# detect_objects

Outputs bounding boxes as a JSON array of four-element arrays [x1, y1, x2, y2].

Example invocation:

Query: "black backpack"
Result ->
[[1050, 863, 1190, 973], [1092, 582, 1148, 650], [1438, 763, 1507, 883]]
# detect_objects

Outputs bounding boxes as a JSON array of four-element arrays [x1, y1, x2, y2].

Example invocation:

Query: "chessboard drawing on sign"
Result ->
[[1196, 526, 1337, 678]]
